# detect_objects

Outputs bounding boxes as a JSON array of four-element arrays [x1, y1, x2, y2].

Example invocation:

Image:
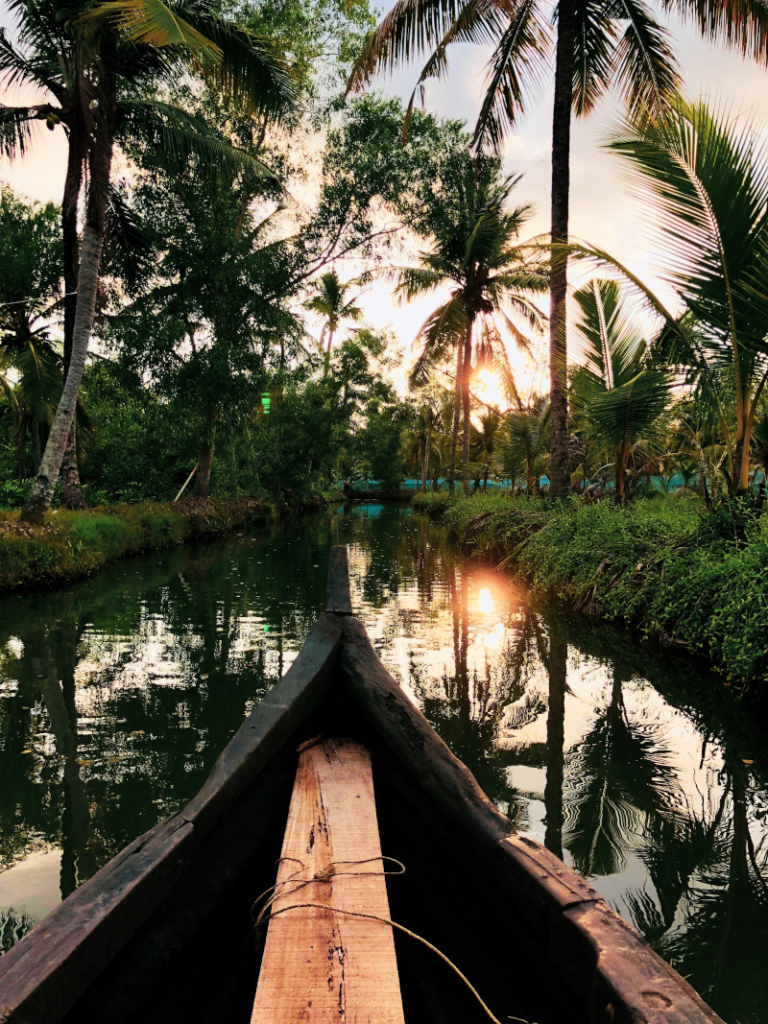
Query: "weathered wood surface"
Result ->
[[339, 613, 726, 1024], [326, 544, 353, 615], [252, 738, 404, 1024], [0, 613, 342, 1024]]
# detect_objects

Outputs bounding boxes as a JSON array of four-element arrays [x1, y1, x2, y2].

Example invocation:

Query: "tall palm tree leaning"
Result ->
[[401, 160, 547, 494], [571, 101, 768, 497], [304, 271, 363, 376], [348, 0, 768, 495], [1, 0, 296, 522]]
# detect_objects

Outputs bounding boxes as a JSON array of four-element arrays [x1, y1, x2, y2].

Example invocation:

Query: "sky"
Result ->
[[3, 5, 768, 401]]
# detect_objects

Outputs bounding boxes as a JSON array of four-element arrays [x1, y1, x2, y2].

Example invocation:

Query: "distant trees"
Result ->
[[305, 272, 363, 376], [400, 159, 547, 494]]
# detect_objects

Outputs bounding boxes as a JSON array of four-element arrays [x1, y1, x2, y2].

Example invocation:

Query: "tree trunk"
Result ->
[[17, 412, 27, 480], [548, 0, 577, 497], [420, 434, 428, 493], [194, 406, 218, 498], [323, 328, 335, 378], [62, 426, 86, 509], [461, 328, 472, 496], [61, 101, 87, 510], [21, 37, 116, 523], [616, 443, 626, 501], [448, 342, 464, 493], [31, 420, 41, 473]]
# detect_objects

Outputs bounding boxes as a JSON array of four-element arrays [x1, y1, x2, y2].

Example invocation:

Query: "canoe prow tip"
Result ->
[[326, 545, 353, 615]]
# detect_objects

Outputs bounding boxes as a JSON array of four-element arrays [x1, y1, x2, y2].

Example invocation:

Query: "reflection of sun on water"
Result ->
[[478, 588, 494, 614]]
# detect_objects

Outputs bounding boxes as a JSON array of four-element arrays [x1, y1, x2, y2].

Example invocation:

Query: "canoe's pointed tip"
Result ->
[[326, 546, 353, 615]]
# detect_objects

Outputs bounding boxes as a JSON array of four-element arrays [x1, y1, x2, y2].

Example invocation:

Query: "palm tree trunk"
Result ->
[[62, 427, 86, 509], [420, 435, 428, 493], [448, 341, 464, 492], [548, 0, 578, 498], [21, 38, 117, 523], [194, 406, 218, 498], [616, 443, 626, 501], [323, 328, 335, 378], [17, 412, 27, 480], [461, 328, 472, 496], [61, 137, 86, 510]]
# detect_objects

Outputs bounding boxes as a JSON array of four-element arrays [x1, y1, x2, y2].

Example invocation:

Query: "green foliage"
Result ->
[[0, 498, 270, 591], [410, 491, 454, 516]]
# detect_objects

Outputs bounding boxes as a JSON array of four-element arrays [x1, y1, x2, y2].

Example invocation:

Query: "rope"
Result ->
[[251, 856, 536, 1024]]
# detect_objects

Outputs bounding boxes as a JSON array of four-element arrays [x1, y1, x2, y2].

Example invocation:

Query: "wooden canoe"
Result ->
[[0, 547, 724, 1024]]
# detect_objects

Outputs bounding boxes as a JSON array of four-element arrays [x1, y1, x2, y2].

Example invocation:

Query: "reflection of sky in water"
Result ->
[[0, 506, 766, 1022]]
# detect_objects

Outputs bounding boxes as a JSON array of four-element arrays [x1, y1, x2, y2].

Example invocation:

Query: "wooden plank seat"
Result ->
[[251, 737, 405, 1024]]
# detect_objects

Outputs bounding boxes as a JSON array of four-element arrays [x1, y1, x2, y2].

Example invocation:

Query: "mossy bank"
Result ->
[[0, 496, 326, 593], [412, 491, 768, 688]]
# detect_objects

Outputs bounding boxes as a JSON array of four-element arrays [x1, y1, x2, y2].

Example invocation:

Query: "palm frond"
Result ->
[[347, 0, 475, 93], [661, 0, 768, 61], [572, 0, 618, 117], [606, 0, 680, 120], [117, 98, 278, 178], [0, 104, 44, 159], [473, 0, 549, 153]]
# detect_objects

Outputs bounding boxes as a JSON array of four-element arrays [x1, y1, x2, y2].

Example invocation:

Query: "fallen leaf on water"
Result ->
[[76, 759, 93, 766], [129, 730, 145, 737], [743, 759, 755, 765], [21, 749, 32, 754], [107, 756, 122, 763]]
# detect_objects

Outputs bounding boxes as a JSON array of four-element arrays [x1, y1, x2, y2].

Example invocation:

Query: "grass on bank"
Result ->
[[0, 497, 275, 592], [412, 490, 768, 686]]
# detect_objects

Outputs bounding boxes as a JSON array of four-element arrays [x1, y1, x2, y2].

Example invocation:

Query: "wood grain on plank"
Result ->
[[251, 738, 404, 1024]]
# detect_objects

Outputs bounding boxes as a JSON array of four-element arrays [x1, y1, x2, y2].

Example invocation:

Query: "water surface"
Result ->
[[0, 505, 766, 1023]]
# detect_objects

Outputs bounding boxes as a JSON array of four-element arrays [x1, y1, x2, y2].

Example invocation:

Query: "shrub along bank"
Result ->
[[0, 497, 290, 592], [412, 491, 768, 687]]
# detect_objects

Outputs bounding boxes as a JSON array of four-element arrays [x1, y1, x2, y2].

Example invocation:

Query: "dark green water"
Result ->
[[0, 505, 766, 1022]]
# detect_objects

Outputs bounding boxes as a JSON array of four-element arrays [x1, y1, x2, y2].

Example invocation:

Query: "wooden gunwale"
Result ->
[[0, 545, 725, 1024]]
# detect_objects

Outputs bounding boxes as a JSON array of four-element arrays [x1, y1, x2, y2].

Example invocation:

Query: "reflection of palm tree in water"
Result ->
[[34, 618, 94, 898], [637, 754, 768, 1024], [564, 667, 678, 879], [544, 638, 566, 860]]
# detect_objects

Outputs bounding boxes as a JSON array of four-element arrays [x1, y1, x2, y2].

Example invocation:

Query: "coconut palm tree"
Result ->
[[304, 271, 364, 376], [471, 409, 502, 490], [349, 0, 768, 497], [573, 102, 768, 496], [2, 0, 296, 521], [496, 394, 550, 494], [401, 160, 547, 494], [569, 279, 670, 500]]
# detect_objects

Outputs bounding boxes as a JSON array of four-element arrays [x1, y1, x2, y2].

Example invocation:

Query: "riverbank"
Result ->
[[0, 495, 327, 593], [412, 490, 768, 688]]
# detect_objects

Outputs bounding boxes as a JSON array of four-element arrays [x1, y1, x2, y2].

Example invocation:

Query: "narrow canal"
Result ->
[[0, 504, 766, 1022]]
